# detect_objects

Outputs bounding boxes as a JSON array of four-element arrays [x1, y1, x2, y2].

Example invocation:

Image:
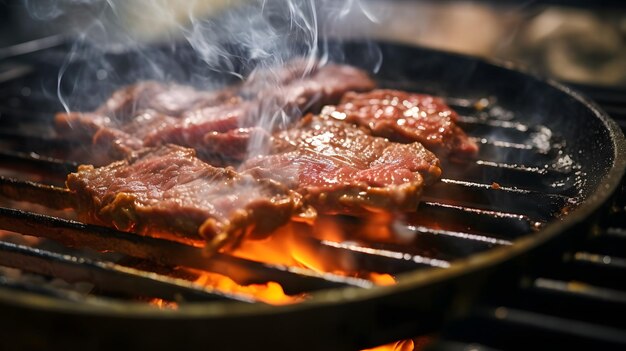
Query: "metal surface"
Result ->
[[418, 83, 626, 351], [0, 41, 624, 350]]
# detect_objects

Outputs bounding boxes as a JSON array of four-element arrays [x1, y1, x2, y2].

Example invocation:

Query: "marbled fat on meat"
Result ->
[[241, 115, 441, 214], [55, 63, 375, 165], [321, 89, 478, 158], [66, 145, 308, 251]]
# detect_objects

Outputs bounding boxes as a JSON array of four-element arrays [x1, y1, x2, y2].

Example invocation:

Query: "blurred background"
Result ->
[[1, 0, 625, 86]]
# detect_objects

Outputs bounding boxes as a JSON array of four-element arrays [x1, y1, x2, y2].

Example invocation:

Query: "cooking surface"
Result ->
[[0, 1, 626, 350], [424, 85, 626, 350], [0, 38, 624, 350]]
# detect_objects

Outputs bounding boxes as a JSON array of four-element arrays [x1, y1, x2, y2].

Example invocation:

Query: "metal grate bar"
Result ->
[[424, 179, 570, 220], [344, 227, 511, 263], [0, 176, 74, 209], [467, 141, 555, 165], [0, 240, 250, 303], [415, 202, 540, 239], [585, 233, 626, 257], [0, 207, 373, 294], [317, 239, 451, 271], [443, 160, 575, 194], [477, 306, 626, 346], [533, 277, 626, 306], [0, 150, 77, 179], [0, 275, 109, 303]]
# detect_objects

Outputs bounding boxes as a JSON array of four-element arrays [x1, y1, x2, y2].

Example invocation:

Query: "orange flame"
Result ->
[[191, 269, 302, 305], [362, 339, 415, 351], [148, 298, 178, 309], [362, 336, 433, 351], [368, 272, 396, 286], [230, 220, 397, 285]]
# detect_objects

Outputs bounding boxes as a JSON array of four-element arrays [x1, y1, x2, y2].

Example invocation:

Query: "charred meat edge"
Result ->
[[66, 145, 313, 252]]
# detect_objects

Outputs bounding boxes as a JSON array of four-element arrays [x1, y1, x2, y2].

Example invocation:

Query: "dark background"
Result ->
[[1, 1, 625, 86]]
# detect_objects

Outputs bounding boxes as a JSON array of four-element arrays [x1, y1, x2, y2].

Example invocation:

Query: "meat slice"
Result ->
[[55, 63, 375, 165], [56, 81, 235, 138], [54, 81, 239, 160], [140, 99, 250, 163], [241, 115, 441, 214], [247, 62, 376, 120], [90, 110, 179, 158], [144, 63, 375, 156], [96, 81, 235, 119], [321, 89, 478, 158], [66, 145, 309, 251]]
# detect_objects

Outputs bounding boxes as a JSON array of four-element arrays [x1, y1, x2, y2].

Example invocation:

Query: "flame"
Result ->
[[148, 298, 178, 309], [358, 213, 396, 242], [368, 272, 396, 286], [362, 336, 434, 351], [230, 220, 397, 285], [191, 269, 302, 305], [362, 339, 415, 351], [176, 217, 397, 305]]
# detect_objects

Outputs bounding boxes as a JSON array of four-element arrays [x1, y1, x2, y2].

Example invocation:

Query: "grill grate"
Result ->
[[0, 59, 577, 308], [423, 85, 626, 351]]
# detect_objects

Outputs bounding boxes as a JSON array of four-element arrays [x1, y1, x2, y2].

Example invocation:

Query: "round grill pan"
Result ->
[[0, 41, 624, 351]]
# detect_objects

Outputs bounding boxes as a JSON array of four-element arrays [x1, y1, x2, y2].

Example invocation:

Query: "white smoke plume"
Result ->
[[22, 0, 380, 111]]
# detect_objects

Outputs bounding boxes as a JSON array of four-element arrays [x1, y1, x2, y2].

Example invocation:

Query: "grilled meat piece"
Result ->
[[141, 100, 251, 164], [201, 127, 271, 163], [244, 62, 376, 118], [321, 89, 478, 158], [55, 81, 235, 140], [241, 115, 442, 214], [96, 81, 235, 119], [147, 63, 374, 162], [90, 110, 179, 158], [66, 145, 309, 251], [55, 63, 374, 165]]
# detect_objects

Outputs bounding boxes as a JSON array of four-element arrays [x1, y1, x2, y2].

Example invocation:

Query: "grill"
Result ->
[[424, 84, 626, 351], [0, 38, 624, 350]]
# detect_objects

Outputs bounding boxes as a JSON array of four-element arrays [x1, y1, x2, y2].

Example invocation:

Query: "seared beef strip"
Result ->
[[321, 89, 478, 158], [66, 145, 309, 251], [132, 63, 374, 157], [244, 62, 376, 118], [140, 99, 252, 163], [97, 81, 234, 120], [55, 63, 374, 165], [241, 115, 442, 214], [55, 81, 235, 141]]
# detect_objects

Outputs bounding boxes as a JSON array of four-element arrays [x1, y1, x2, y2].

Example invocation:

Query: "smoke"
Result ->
[[22, 0, 380, 109], [23, 0, 104, 21], [20, 0, 383, 170]]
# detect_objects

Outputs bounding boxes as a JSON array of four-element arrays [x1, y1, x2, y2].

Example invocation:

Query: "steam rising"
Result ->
[[23, 0, 381, 114]]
